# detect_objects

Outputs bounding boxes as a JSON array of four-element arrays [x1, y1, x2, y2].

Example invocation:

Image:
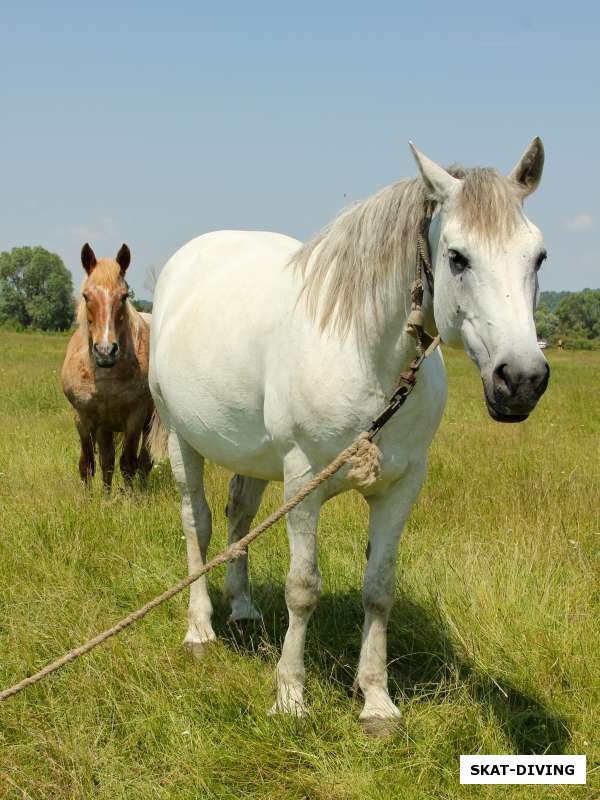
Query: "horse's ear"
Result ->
[[116, 244, 131, 274], [409, 142, 461, 204], [509, 136, 545, 199], [81, 243, 97, 274]]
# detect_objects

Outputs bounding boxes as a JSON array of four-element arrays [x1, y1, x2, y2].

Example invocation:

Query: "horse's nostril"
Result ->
[[538, 361, 550, 392], [92, 342, 118, 360], [493, 363, 510, 394]]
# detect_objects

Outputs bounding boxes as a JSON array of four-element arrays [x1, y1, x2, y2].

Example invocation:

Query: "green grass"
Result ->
[[0, 330, 598, 799]]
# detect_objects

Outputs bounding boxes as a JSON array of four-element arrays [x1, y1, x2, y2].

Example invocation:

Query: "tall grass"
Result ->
[[0, 331, 598, 799]]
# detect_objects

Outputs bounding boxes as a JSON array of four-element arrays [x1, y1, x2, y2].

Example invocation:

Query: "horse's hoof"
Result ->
[[359, 715, 402, 737], [267, 698, 309, 718], [227, 605, 262, 624], [359, 694, 402, 736], [183, 633, 216, 660]]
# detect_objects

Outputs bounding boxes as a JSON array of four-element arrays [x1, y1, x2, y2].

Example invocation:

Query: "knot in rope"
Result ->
[[347, 431, 382, 488]]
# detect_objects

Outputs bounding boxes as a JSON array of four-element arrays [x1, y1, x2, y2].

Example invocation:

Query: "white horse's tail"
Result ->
[[147, 407, 169, 463]]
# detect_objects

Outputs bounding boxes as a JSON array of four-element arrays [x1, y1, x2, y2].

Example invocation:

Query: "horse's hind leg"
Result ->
[[169, 432, 216, 656], [223, 474, 267, 623], [97, 428, 115, 493]]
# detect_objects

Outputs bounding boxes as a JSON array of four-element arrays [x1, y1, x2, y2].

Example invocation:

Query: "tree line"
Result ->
[[0, 246, 598, 347], [536, 290, 600, 349], [0, 246, 151, 331]]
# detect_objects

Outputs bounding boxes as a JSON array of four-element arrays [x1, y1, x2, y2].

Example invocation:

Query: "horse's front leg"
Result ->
[[97, 428, 115, 493], [270, 452, 323, 717], [358, 461, 427, 727], [137, 411, 153, 486], [75, 415, 96, 486], [119, 415, 144, 488]]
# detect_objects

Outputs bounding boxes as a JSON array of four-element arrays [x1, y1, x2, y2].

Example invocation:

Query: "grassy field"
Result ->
[[0, 330, 598, 799]]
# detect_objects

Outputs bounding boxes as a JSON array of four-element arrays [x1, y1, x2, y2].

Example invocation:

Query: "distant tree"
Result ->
[[555, 289, 600, 340], [539, 290, 572, 311], [132, 298, 153, 313], [534, 303, 560, 340], [126, 287, 152, 314], [0, 246, 75, 330]]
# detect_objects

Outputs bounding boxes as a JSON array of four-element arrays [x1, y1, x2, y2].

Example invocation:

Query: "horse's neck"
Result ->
[[363, 309, 416, 390], [118, 307, 144, 357], [360, 265, 435, 390]]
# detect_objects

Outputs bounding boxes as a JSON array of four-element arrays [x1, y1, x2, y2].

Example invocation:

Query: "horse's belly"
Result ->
[[155, 323, 286, 480], [159, 371, 284, 479], [71, 387, 152, 429]]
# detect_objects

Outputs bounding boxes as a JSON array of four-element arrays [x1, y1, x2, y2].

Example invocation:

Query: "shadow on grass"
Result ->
[[215, 583, 571, 755]]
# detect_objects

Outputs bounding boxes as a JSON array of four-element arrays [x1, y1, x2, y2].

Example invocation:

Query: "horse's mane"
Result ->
[[293, 167, 523, 339], [76, 258, 144, 341]]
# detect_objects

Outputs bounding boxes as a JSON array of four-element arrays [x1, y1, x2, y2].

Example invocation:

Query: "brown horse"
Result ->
[[62, 243, 155, 491]]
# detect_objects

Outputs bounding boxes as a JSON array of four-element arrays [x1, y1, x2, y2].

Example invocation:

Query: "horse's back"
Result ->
[[151, 230, 301, 332]]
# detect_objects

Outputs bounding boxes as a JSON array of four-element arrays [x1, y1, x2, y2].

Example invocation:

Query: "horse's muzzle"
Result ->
[[93, 342, 120, 368], [483, 357, 550, 423]]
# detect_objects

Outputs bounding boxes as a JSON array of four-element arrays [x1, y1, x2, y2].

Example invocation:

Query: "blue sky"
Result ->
[[1, 1, 598, 297]]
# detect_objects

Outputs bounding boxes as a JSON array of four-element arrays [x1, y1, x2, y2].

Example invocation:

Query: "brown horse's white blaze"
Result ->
[[62, 243, 158, 491], [81, 243, 131, 367]]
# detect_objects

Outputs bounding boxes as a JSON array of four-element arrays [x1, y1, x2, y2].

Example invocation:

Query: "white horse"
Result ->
[[149, 139, 549, 725]]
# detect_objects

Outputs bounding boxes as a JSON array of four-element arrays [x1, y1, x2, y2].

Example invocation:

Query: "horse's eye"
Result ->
[[448, 249, 470, 274], [535, 250, 547, 272], [82, 292, 89, 302], [120, 292, 129, 302]]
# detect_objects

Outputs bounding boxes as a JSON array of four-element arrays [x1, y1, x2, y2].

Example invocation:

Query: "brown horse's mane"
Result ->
[[76, 258, 144, 341]]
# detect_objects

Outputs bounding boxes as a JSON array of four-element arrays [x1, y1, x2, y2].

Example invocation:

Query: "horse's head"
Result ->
[[80, 243, 132, 368], [411, 138, 549, 422]]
